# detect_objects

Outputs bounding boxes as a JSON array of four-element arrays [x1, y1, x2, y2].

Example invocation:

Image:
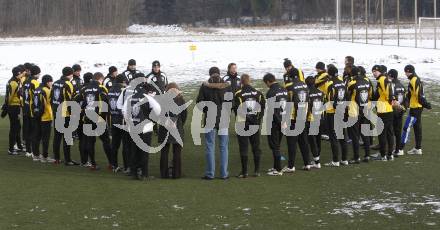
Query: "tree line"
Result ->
[[0, 0, 438, 36]]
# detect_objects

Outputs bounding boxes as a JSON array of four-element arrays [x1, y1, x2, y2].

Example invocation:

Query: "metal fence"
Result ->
[[336, 0, 439, 49]]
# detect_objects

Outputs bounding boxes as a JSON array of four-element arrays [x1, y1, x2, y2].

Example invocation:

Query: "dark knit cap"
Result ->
[[42, 75, 53, 85], [128, 59, 136, 66], [30, 65, 41, 76], [315, 62, 325, 70], [62, 67, 74, 76], [388, 69, 398, 79]]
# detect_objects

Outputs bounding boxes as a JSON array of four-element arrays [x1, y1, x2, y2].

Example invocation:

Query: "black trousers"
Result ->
[[77, 120, 87, 164], [53, 117, 72, 162], [267, 122, 282, 171], [111, 125, 130, 169], [326, 113, 348, 162], [160, 143, 182, 178], [84, 127, 112, 166], [393, 111, 404, 152], [32, 119, 52, 157], [130, 132, 152, 178], [286, 121, 310, 168], [23, 115, 33, 153], [347, 115, 370, 159], [378, 112, 394, 157], [306, 121, 321, 163], [410, 108, 423, 149], [237, 130, 262, 175], [8, 106, 22, 151]]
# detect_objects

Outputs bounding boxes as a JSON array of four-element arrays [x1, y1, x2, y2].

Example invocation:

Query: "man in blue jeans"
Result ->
[[196, 67, 231, 180]]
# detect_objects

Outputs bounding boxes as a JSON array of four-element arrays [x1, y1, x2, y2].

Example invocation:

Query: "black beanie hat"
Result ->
[[24, 63, 33, 71], [388, 69, 398, 79], [404, 65, 415, 73], [42, 75, 53, 85], [380, 65, 387, 74], [133, 72, 145, 79], [283, 58, 292, 68], [358, 66, 366, 76], [315, 62, 326, 70], [108, 66, 117, 74], [12, 66, 22, 77], [209, 67, 220, 76], [72, 64, 82, 72], [62, 67, 74, 76], [288, 68, 299, 79], [327, 65, 338, 77], [305, 76, 316, 87], [152, 60, 160, 68], [351, 66, 360, 76], [115, 74, 125, 84], [30, 65, 41, 76], [83, 72, 93, 84], [372, 65, 381, 72], [128, 59, 136, 66]]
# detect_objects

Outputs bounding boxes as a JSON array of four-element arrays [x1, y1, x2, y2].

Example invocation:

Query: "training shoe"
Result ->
[[32, 155, 41, 162], [340, 160, 349, 166], [201, 176, 214, 180], [381, 156, 388, 161], [25, 152, 33, 158], [281, 166, 295, 173], [253, 172, 261, 177], [363, 156, 370, 163], [394, 150, 404, 157], [90, 165, 100, 171], [407, 148, 423, 155], [349, 159, 361, 164], [303, 165, 311, 171], [113, 166, 123, 173], [267, 170, 283, 176], [324, 161, 340, 167], [311, 162, 321, 169], [321, 135, 330, 140], [123, 168, 131, 174], [8, 150, 19, 155], [65, 161, 76, 166], [267, 168, 276, 173], [387, 155, 395, 161]]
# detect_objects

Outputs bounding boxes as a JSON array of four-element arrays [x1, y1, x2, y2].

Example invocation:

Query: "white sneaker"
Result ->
[[45, 157, 56, 163], [281, 166, 295, 173], [32, 155, 41, 162], [266, 168, 276, 173], [407, 148, 422, 155], [311, 163, 321, 169], [381, 156, 388, 161], [303, 165, 311, 171], [394, 150, 404, 156], [267, 170, 283, 176], [324, 161, 340, 167], [40, 157, 48, 163], [388, 155, 395, 161], [25, 152, 33, 158], [370, 152, 380, 158], [321, 135, 330, 140], [340, 160, 349, 166]]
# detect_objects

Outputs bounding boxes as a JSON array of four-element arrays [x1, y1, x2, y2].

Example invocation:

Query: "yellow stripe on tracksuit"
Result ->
[[376, 76, 393, 114], [408, 76, 423, 109], [41, 87, 53, 122]]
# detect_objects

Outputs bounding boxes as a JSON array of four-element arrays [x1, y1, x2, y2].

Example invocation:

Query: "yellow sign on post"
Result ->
[[189, 44, 197, 62], [189, 45, 197, 51]]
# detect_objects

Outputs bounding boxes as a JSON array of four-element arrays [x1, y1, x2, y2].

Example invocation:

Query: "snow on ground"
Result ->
[[1, 26, 440, 95]]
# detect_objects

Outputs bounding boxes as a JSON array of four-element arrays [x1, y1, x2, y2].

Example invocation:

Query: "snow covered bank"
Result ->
[[0, 39, 439, 94]]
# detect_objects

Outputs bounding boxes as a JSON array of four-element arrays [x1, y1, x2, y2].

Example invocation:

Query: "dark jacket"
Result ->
[[233, 84, 265, 126], [146, 71, 168, 95], [159, 90, 188, 145], [108, 83, 124, 125], [285, 78, 309, 121], [223, 72, 241, 95], [266, 82, 288, 124], [196, 74, 230, 129]]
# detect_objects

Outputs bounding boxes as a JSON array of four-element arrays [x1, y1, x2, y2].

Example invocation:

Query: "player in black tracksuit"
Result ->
[[233, 74, 265, 178], [103, 66, 118, 90], [74, 72, 93, 166], [347, 66, 373, 163], [284, 70, 311, 172], [124, 73, 161, 180], [5, 66, 25, 155], [324, 65, 349, 167], [146, 61, 168, 95], [223, 63, 241, 95], [388, 69, 406, 157], [108, 74, 130, 172], [264, 73, 288, 176], [77, 73, 112, 170], [305, 76, 324, 169], [122, 59, 140, 83]]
